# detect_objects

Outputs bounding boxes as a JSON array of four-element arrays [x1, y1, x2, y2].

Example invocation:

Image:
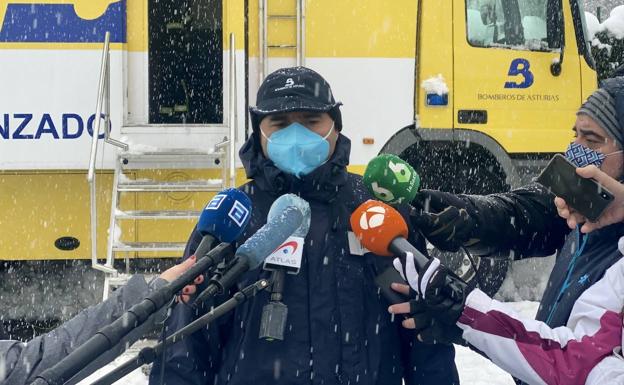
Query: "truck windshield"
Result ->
[[466, 0, 562, 51]]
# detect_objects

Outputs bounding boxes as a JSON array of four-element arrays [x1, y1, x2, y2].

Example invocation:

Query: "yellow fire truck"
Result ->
[[0, 0, 597, 326]]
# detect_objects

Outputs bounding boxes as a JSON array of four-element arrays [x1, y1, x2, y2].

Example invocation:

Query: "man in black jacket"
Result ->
[[403, 77, 624, 361], [150, 66, 460, 385]]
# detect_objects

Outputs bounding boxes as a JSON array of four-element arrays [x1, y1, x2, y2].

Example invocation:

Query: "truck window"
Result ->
[[466, 0, 562, 51]]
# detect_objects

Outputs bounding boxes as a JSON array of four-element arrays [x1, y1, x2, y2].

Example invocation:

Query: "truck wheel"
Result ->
[[401, 140, 510, 296]]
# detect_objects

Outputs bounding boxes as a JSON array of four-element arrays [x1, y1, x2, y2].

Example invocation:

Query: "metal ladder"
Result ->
[[100, 147, 229, 298], [88, 32, 239, 299], [259, 0, 306, 80]]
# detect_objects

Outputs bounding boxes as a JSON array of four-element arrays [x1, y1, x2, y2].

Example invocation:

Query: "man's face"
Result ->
[[573, 114, 624, 179], [259, 111, 338, 159]]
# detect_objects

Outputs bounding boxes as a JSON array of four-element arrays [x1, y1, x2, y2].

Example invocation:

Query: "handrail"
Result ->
[[88, 31, 121, 275], [88, 31, 110, 184], [259, 0, 267, 80], [228, 33, 237, 188]]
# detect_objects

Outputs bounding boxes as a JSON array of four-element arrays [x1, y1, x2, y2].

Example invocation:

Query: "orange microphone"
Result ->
[[350, 200, 429, 271]]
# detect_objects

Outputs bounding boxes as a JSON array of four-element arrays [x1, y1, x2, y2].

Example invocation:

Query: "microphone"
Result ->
[[263, 193, 311, 273], [192, 194, 311, 305], [350, 199, 429, 271], [193, 188, 253, 259], [259, 194, 311, 341], [362, 154, 420, 205]]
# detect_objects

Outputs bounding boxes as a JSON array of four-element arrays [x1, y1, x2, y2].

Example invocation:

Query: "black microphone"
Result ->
[[258, 194, 311, 341], [192, 194, 311, 306]]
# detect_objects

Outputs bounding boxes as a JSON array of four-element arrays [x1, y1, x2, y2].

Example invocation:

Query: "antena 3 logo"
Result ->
[[0, 0, 125, 43], [359, 206, 386, 230]]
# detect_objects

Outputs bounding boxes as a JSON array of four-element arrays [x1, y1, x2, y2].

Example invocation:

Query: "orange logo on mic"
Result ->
[[350, 200, 408, 256]]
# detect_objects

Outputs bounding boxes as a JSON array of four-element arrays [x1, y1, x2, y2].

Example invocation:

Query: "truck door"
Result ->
[[453, 0, 582, 154]]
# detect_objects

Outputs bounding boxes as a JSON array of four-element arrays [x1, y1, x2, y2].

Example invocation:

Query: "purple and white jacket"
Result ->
[[458, 255, 624, 385]]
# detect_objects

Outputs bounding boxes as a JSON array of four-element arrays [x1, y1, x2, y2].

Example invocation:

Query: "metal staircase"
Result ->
[[99, 146, 229, 298], [107, 148, 228, 255], [259, 0, 306, 80], [88, 32, 239, 299]]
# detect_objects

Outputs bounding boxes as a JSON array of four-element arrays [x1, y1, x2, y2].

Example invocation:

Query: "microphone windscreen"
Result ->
[[362, 154, 420, 205], [350, 200, 408, 256], [236, 206, 304, 269], [267, 194, 311, 238], [198, 188, 252, 243]]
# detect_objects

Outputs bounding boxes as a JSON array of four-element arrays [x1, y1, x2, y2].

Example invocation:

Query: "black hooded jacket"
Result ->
[[427, 182, 624, 328], [150, 134, 460, 385]]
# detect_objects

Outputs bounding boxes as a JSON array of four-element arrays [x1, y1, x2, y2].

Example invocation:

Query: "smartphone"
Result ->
[[536, 154, 614, 221], [374, 266, 410, 305]]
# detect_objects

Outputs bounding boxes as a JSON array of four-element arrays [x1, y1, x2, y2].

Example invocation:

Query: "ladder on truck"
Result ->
[[88, 32, 239, 299], [259, 0, 305, 80]]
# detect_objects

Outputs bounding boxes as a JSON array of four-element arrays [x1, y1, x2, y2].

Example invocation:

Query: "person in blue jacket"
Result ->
[[149, 66, 460, 385]]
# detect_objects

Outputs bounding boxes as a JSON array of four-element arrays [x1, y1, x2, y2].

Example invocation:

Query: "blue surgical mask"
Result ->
[[564, 142, 622, 168], [261, 122, 333, 178]]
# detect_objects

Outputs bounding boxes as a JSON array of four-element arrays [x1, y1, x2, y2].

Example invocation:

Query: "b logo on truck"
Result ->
[[504, 58, 534, 89]]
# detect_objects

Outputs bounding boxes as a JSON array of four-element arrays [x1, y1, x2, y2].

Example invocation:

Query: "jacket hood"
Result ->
[[239, 133, 351, 202]]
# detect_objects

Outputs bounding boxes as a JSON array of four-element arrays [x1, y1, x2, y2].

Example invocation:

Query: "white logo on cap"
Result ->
[[274, 77, 305, 92]]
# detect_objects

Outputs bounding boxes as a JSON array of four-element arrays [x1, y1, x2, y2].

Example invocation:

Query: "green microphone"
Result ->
[[363, 154, 420, 205]]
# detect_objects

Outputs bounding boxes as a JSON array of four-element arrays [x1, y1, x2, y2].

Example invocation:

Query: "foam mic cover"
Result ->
[[350, 200, 408, 256], [198, 188, 252, 243], [267, 194, 311, 237], [236, 198, 307, 269], [363, 154, 420, 205]]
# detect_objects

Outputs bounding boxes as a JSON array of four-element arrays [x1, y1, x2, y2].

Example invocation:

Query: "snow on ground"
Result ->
[[80, 302, 540, 385]]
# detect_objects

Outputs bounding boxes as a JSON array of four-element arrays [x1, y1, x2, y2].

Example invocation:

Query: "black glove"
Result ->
[[408, 295, 465, 345], [419, 258, 472, 323], [394, 255, 473, 345], [410, 190, 478, 252]]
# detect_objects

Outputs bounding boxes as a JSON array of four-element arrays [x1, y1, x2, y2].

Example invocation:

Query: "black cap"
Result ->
[[250, 66, 343, 131]]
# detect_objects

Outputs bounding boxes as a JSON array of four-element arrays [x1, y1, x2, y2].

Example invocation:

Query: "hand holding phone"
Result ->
[[554, 165, 624, 232], [537, 154, 614, 222]]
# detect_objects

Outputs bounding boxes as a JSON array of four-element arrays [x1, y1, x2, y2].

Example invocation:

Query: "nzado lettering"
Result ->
[[0, 113, 110, 140]]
